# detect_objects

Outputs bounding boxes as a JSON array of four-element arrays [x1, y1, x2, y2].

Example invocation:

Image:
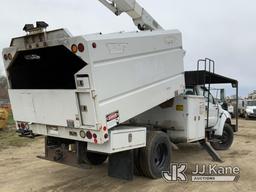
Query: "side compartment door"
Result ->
[[77, 92, 96, 127]]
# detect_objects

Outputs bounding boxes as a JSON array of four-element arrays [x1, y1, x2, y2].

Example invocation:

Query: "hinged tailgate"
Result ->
[[9, 90, 81, 127]]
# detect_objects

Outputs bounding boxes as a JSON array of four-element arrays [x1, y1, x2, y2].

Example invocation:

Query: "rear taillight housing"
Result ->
[[78, 43, 85, 52]]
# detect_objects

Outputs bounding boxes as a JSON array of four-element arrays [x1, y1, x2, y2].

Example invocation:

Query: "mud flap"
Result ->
[[108, 150, 134, 180]]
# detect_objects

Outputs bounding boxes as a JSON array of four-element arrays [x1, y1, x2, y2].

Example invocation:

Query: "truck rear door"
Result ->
[[7, 45, 94, 128]]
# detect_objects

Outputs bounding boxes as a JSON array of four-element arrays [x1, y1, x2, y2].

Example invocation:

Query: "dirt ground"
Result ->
[[0, 119, 256, 192]]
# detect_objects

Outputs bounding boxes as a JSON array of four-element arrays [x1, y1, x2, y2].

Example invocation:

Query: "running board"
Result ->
[[200, 140, 223, 162]]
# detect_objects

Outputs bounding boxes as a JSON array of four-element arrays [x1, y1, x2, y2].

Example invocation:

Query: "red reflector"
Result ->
[[86, 131, 92, 139], [103, 126, 107, 131], [92, 42, 97, 48], [93, 133, 97, 139], [78, 43, 85, 52], [104, 133, 108, 139], [94, 139, 98, 144]]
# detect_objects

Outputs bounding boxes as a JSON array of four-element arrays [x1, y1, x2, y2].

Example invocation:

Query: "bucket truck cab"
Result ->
[[186, 85, 232, 133]]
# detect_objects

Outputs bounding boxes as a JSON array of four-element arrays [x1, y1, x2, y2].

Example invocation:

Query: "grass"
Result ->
[[0, 113, 34, 150]]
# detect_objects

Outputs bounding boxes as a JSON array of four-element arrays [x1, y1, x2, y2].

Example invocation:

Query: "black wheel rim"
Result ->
[[153, 143, 168, 168]]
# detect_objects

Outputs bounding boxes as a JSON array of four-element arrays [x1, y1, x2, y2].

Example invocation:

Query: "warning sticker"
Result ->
[[106, 111, 119, 128]]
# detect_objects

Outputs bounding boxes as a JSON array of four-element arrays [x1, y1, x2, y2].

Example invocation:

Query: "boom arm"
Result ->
[[98, 0, 163, 31]]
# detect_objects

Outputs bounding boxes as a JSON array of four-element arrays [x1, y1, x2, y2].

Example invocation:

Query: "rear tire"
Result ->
[[139, 131, 171, 179], [210, 123, 234, 150], [85, 152, 108, 165]]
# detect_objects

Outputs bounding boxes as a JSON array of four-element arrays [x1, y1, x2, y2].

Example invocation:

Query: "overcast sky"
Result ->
[[0, 0, 255, 96]]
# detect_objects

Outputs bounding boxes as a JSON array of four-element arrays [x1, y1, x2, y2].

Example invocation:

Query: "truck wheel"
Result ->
[[210, 123, 234, 150], [139, 131, 171, 179], [85, 152, 108, 165]]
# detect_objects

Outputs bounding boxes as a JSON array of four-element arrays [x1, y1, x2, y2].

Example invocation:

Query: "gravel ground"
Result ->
[[0, 119, 255, 192]]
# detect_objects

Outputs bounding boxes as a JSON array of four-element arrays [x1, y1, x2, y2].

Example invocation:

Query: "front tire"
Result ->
[[210, 123, 234, 150], [139, 131, 171, 179]]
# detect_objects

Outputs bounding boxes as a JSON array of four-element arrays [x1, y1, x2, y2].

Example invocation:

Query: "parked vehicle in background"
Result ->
[[226, 97, 245, 117], [244, 100, 256, 119]]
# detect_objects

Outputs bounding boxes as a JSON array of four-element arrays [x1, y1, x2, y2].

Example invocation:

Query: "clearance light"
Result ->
[[71, 44, 78, 53]]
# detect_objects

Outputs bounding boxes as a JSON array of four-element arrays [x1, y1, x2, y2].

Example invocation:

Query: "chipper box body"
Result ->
[[3, 29, 185, 145]]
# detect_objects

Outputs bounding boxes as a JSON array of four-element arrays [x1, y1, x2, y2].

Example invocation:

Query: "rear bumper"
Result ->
[[29, 123, 109, 144]]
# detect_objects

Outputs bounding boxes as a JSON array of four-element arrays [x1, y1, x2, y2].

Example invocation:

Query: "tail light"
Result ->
[[71, 44, 78, 53], [78, 43, 85, 52], [92, 42, 97, 49], [86, 131, 92, 139]]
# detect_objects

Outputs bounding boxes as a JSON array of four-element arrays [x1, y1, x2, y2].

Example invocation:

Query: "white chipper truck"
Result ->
[[2, 0, 238, 180]]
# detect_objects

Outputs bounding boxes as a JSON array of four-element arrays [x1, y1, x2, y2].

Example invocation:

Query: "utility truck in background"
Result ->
[[2, 0, 238, 180]]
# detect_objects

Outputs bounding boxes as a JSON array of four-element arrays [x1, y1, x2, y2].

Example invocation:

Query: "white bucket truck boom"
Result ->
[[2, 1, 238, 180], [98, 0, 163, 31]]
